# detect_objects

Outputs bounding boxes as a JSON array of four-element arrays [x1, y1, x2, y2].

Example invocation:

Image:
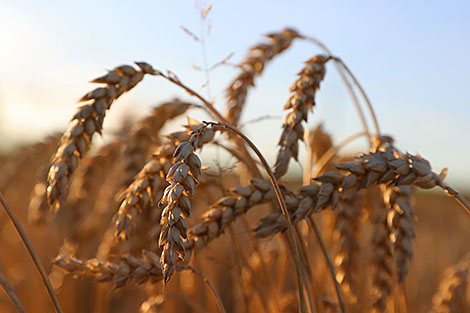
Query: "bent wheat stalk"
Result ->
[[201, 121, 308, 313], [305, 36, 375, 138], [0, 271, 26, 313], [0, 192, 64, 313]]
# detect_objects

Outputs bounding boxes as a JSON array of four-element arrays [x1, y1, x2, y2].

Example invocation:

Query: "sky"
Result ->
[[0, 0, 469, 190]]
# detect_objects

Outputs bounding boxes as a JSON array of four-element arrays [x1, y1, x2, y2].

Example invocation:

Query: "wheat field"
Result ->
[[0, 23, 469, 313]]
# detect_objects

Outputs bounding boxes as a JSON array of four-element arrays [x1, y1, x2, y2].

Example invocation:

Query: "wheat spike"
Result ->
[[47, 62, 158, 210], [430, 260, 469, 313], [225, 28, 302, 125], [53, 250, 164, 289], [385, 185, 415, 283], [184, 178, 278, 254], [159, 123, 214, 283], [371, 196, 395, 312], [256, 148, 458, 238], [114, 119, 217, 241], [274, 55, 330, 178], [334, 195, 362, 298]]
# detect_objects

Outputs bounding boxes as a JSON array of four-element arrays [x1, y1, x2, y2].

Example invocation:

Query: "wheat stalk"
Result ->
[[47, 62, 158, 210], [0, 192, 64, 313], [0, 270, 26, 313]]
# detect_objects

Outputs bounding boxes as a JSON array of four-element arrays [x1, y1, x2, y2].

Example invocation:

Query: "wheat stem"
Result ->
[[0, 271, 27, 313], [0, 192, 64, 313], [305, 36, 372, 139], [203, 121, 307, 313], [434, 175, 470, 217], [308, 216, 347, 313], [181, 265, 227, 313], [332, 57, 381, 136]]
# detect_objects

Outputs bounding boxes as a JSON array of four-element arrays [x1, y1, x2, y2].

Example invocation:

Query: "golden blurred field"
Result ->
[[0, 25, 469, 313]]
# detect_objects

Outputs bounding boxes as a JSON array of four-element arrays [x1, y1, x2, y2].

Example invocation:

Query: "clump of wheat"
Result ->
[[5, 26, 467, 313]]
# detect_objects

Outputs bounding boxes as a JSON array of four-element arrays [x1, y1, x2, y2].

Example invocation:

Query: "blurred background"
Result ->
[[0, 1, 469, 313], [1, 0, 469, 189]]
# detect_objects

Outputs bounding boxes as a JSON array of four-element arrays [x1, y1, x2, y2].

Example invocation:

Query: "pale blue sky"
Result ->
[[0, 0, 469, 189]]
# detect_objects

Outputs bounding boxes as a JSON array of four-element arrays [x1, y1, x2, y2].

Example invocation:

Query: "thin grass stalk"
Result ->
[[0, 192, 64, 313], [331, 57, 381, 136], [180, 265, 227, 313], [203, 121, 307, 313], [227, 227, 258, 313], [434, 176, 470, 217], [229, 226, 271, 313], [308, 216, 347, 313], [0, 271, 27, 313], [293, 228, 318, 313], [239, 218, 279, 309]]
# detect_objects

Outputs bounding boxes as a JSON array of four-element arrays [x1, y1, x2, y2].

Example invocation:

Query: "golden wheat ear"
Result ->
[[430, 259, 469, 313], [159, 123, 216, 283], [47, 62, 158, 211], [225, 28, 302, 125], [274, 55, 331, 178]]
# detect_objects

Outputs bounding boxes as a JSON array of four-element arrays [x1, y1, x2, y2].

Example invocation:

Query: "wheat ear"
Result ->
[[430, 260, 469, 313], [255, 149, 468, 238], [47, 62, 158, 210], [334, 195, 362, 298], [54, 250, 226, 313], [115, 119, 217, 241], [225, 28, 302, 125], [159, 124, 214, 283], [53, 250, 164, 288], [371, 193, 395, 312], [184, 178, 277, 253], [385, 185, 415, 283], [274, 55, 331, 178]]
